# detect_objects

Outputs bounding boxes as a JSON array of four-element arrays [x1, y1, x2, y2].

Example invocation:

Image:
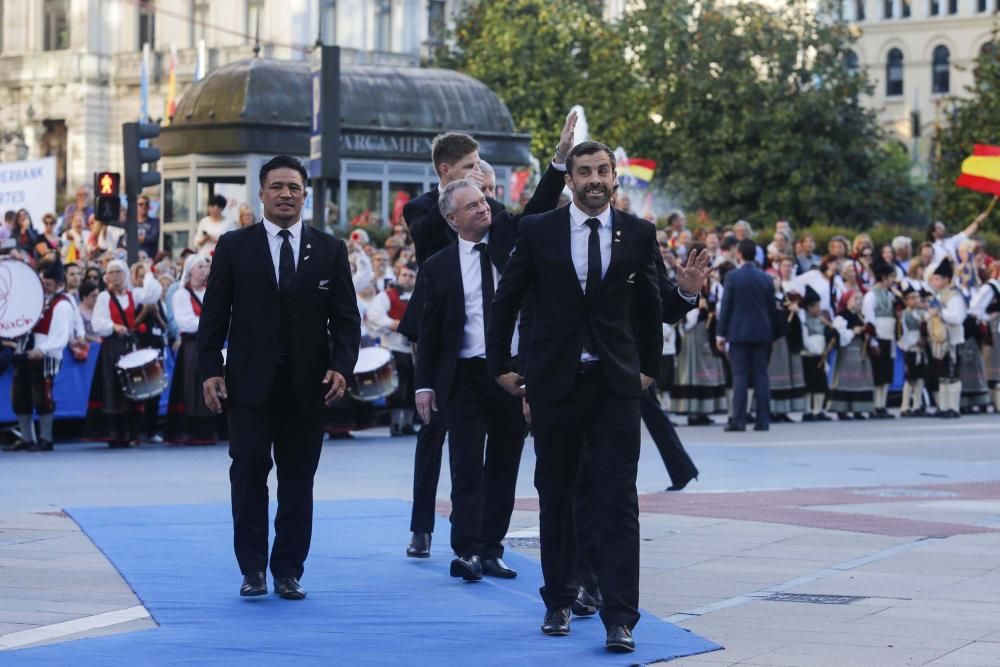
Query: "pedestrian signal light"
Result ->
[[94, 171, 122, 223]]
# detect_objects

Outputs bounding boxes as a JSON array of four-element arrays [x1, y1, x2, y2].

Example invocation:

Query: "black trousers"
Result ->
[[388, 350, 415, 410], [730, 342, 771, 428], [228, 363, 324, 580], [409, 412, 447, 533], [532, 364, 641, 629], [11, 359, 55, 415], [639, 387, 699, 486], [445, 358, 525, 559]]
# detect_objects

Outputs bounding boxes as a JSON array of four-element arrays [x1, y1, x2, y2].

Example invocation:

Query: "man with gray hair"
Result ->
[[413, 177, 547, 581], [891, 235, 913, 274], [479, 160, 497, 200]]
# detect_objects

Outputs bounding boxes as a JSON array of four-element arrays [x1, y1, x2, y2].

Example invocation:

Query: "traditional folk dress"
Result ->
[[82, 270, 162, 446], [800, 308, 836, 420], [898, 303, 928, 415], [768, 292, 806, 417], [828, 310, 875, 416], [958, 315, 991, 411], [926, 278, 966, 417], [165, 285, 227, 443], [671, 284, 727, 420], [861, 283, 898, 416], [970, 280, 1000, 410]]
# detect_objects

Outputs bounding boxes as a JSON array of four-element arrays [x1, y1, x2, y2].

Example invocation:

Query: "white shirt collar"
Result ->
[[568, 201, 612, 229], [457, 231, 490, 255], [262, 217, 302, 239]]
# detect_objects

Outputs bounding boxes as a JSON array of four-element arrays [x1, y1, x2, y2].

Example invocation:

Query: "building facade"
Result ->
[[0, 0, 464, 207], [846, 0, 998, 160]]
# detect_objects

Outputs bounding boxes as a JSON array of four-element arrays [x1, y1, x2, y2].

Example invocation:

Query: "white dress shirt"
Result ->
[[173, 286, 205, 334], [92, 273, 163, 337], [262, 218, 302, 282], [569, 202, 612, 362], [457, 234, 521, 358], [34, 296, 75, 359]]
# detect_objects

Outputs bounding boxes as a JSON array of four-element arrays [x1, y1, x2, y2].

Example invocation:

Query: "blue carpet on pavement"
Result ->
[[9, 500, 722, 666]]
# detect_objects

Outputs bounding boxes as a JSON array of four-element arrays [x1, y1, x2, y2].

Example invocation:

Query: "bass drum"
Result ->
[[0, 259, 44, 338], [349, 347, 398, 401]]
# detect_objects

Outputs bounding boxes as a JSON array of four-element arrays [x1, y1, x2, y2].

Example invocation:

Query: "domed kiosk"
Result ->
[[157, 57, 531, 249]]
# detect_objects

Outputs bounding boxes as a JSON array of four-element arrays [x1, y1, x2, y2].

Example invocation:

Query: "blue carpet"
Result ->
[[9, 500, 722, 666]]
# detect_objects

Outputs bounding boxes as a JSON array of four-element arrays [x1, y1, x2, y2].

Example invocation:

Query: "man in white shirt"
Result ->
[[4, 260, 75, 451]]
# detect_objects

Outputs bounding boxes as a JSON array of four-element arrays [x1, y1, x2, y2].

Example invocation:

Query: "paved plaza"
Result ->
[[1, 415, 999, 665]]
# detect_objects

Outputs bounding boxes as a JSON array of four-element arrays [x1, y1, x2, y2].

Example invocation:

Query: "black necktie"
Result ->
[[278, 229, 295, 292], [475, 242, 494, 334], [585, 218, 602, 300]]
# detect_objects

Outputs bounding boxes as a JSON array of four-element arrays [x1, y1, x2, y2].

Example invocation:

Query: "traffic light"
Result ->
[[94, 171, 121, 223], [122, 121, 161, 196], [122, 121, 161, 263]]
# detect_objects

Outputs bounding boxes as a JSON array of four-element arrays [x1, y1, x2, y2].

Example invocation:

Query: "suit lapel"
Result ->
[[602, 209, 624, 291], [294, 224, 314, 292], [558, 208, 585, 301], [254, 221, 278, 292]]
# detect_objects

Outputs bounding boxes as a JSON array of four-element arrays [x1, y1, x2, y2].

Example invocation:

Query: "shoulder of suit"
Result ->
[[305, 225, 346, 251], [423, 242, 457, 271], [520, 207, 564, 230], [404, 190, 437, 216], [617, 210, 656, 234]]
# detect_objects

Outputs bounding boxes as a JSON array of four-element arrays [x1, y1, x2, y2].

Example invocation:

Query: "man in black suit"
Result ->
[[486, 141, 662, 653], [413, 179, 532, 581], [198, 155, 361, 600], [716, 239, 777, 432], [400, 114, 577, 559]]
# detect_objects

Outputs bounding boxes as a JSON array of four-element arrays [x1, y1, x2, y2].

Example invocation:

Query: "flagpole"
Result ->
[[986, 195, 998, 217]]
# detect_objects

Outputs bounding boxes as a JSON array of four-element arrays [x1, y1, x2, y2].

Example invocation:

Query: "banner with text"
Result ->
[[0, 157, 57, 232]]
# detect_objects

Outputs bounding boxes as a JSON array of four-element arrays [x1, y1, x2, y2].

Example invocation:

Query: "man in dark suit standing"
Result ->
[[198, 155, 361, 600], [486, 141, 662, 653], [400, 114, 577, 559], [413, 179, 532, 581], [716, 238, 777, 432]]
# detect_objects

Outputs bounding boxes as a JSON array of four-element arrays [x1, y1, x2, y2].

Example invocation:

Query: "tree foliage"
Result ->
[[932, 32, 1000, 228], [443, 0, 922, 228]]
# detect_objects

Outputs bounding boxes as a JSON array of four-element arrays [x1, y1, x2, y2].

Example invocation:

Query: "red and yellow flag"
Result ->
[[956, 144, 1000, 196]]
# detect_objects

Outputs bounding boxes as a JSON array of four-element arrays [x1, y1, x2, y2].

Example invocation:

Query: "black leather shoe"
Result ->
[[240, 572, 267, 597], [571, 586, 598, 617], [1, 439, 33, 452], [449, 555, 483, 581], [667, 473, 698, 492], [753, 424, 769, 431], [481, 557, 517, 578], [406, 532, 431, 558], [541, 607, 571, 635], [605, 625, 635, 652], [274, 576, 306, 600], [27, 439, 53, 452], [837, 412, 852, 421], [723, 424, 745, 432], [814, 412, 832, 421]]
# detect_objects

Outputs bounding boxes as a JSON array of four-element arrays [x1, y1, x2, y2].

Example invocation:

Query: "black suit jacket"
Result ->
[[414, 212, 522, 408], [399, 162, 567, 341], [717, 263, 777, 344], [486, 207, 663, 401], [197, 222, 361, 414]]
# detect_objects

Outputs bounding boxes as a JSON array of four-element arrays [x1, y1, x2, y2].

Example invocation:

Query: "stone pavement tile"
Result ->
[[745, 642, 953, 666], [666, 637, 794, 664], [928, 641, 1000, 665], [15, 617, 159, 650], [680, 555, 837, 578], [847, 609, 1000, 641], [681, 521, 818, 541], [641, 551, 726, 570], [0, 610, 83, 625], [927, 575, 1000, 603], [853, 550, 998, 577], [0, 598, 133, 616], [0, 623, 34, 634], [789, 629, 974, 653], [0, 589, 139, 606], [0, 511, 76, 529], [783, 570, 966, 598]]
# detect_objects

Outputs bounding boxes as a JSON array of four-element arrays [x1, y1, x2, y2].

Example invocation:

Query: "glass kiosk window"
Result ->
[[347, 181, 382, 227]]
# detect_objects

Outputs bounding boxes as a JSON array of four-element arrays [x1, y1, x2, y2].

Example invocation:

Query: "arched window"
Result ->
[[845, 50, 860, 74], [932, 45, 950, 94], [886, 48, 904, 97]]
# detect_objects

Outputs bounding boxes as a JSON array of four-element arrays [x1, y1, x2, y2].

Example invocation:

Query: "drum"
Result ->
[[116, 348, 169, 400], [349, 347, 398, 401], [0, 259, 44, 338]]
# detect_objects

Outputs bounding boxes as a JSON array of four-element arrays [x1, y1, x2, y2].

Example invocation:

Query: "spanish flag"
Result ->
[[619, 158, 658, 190], [956, 144, 1000, 196]]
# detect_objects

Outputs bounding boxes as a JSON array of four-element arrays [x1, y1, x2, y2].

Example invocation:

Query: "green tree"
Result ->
[[439, 0, 649, 159], [932, 31, 1000, 228], [623, 0, 922, 227]]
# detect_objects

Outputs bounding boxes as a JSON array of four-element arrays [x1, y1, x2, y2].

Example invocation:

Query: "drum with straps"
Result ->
[[0, 258, 44, 340], [116, 348, 169, 400], [349, 346, 398, 401]]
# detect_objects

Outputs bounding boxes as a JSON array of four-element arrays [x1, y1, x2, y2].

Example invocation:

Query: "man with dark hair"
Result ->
[[136, 194, 160, 259], [199, 154, 360, 600], [3, 260, 74, 452], [717, 239, 777, 432], [487, 139, 663, 652], [194, 194, 234, 256], [399, 113, 578, 559]]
